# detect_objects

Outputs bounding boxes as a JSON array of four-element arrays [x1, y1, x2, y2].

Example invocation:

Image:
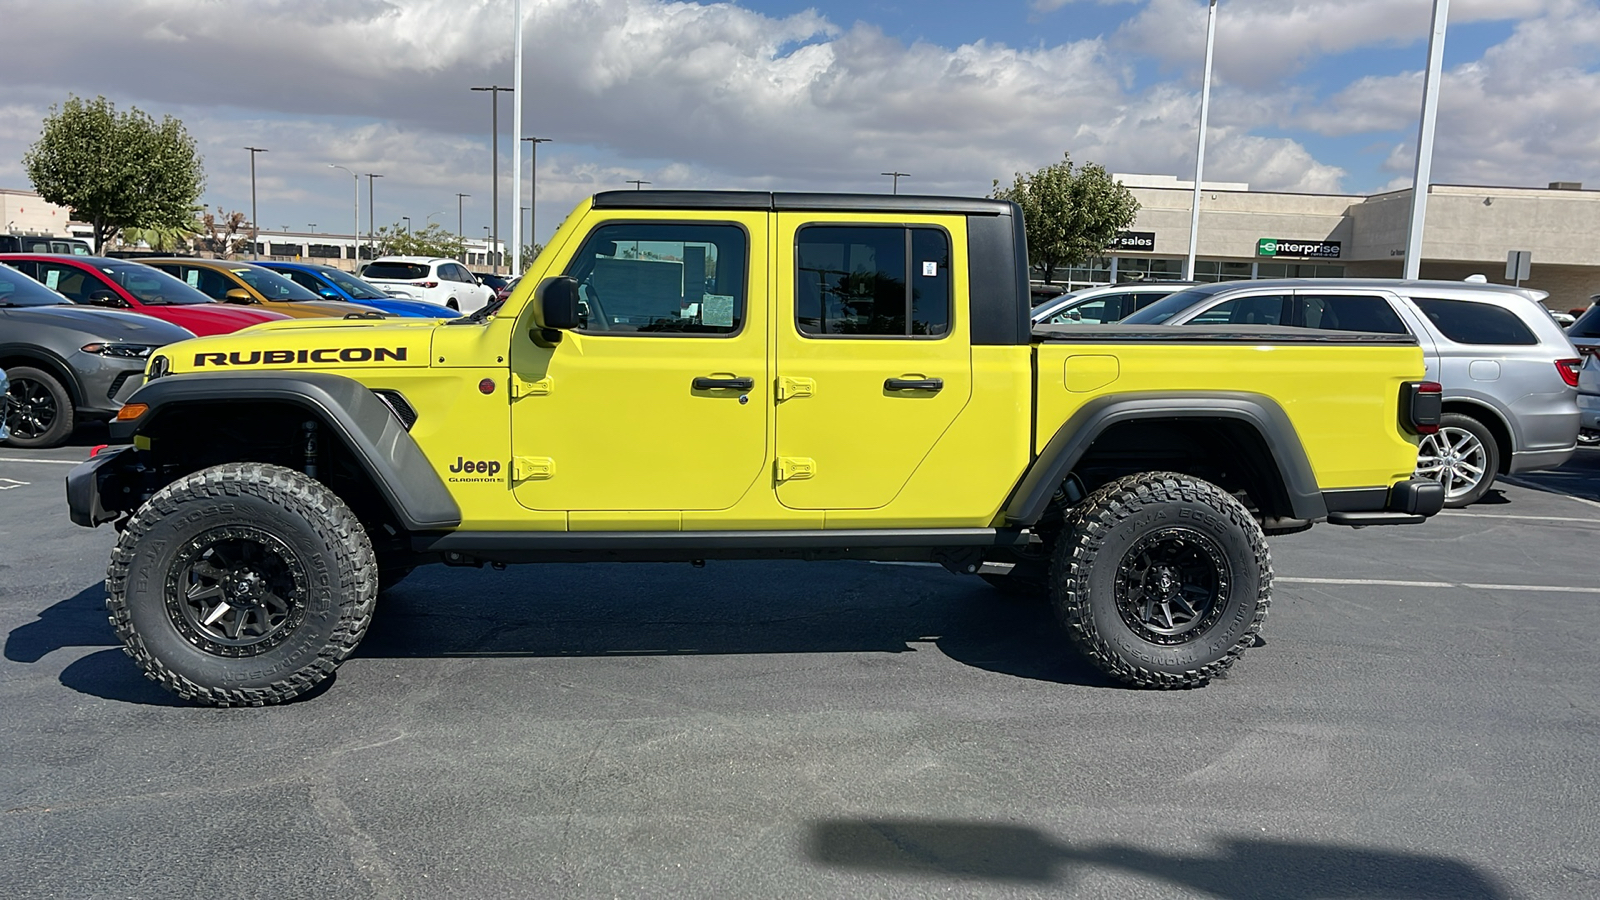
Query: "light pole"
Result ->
[[364, 173, 383, 261], [1404, 0, 1450, 281], [456, 193, 470, 262], [626, 179, 651, 190], [245, 146, 268, 259], [327, 164, 359, 267], [880, 171, 909, 194], [522, 136, 551, 262], [470, 85, 514, 275], [402, 215, 411, 234], [511, 0, 526, 277], [482, 225, 491, 270], [1185, 0, 1219, 283], [426, 210, 445, 226]]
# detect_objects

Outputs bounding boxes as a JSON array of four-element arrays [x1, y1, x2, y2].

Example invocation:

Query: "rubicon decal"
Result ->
[[447, 457, 502, 483], [192, 347, 408, 366]]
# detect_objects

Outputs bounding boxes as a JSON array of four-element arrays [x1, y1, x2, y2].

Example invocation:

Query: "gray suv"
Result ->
[[1124, 280, 1581, 506]]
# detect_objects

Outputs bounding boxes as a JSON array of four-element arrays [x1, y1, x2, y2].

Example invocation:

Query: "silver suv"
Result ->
[[1124, 280, 1582, 506]]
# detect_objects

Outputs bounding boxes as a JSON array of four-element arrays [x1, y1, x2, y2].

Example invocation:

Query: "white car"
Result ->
[[1030, 281, 1194, 325], [359, 256, 496, 314]]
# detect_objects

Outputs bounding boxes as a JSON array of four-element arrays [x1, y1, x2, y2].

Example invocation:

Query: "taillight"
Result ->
[[1556, 358, 1582, 387], [410, 281, 439, 289], [1403, 381, 1443, 435]]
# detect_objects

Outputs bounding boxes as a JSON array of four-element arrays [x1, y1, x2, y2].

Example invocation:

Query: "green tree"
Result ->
[[519, 243, 546, 272], [374, 222, 466, 260], [23, 95, 206, 253], [123, 219, 200, 253], [991, 152, 1140, 285]]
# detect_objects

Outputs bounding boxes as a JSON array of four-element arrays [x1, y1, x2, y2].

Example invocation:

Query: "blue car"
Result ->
[[259, 262, 456, 318]]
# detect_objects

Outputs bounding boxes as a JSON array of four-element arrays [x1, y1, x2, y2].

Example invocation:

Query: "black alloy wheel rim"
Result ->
[[6, 377, 57, 439], [164, 526, 309, 657], [1113, 526, 1231, 645]]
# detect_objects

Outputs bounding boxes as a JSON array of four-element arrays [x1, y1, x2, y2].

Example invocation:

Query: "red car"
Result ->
[[0, 255, 291, 336]]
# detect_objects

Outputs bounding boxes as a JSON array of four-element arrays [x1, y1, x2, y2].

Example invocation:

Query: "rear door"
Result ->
[[773, 215, 972, 510]]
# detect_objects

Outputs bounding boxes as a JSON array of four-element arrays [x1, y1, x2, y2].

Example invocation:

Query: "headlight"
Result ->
[[147, 354, 171, 380], [81, 342, 157, 359]]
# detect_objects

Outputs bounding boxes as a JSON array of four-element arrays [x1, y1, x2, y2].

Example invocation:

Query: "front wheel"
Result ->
[[1052, 472, 1272, 689], [106, 463, 377, 706], [4, 365, 75, 448]]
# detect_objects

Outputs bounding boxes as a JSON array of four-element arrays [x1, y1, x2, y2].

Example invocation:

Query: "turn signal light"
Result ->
[[1556, 358, 1582, 388], [115, 403, 148, 421]]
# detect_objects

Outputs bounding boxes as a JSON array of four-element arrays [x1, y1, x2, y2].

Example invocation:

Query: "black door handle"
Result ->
[[885, 377, 944, 392], [693, 376, 755, 391]]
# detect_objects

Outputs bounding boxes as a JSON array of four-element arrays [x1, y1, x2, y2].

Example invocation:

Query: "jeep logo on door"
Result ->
[[192, 347, 408, 366]]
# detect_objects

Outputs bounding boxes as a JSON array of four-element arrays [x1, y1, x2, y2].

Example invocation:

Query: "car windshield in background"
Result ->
[[316, 268, 390, 300], [231, 267, 321, 301], [0, 265, 68, 306], [101, 264, 214, 305], [364, 263, 430, 281], [1570, 306, 1600, 338], [1120, 288, 1216, 325]]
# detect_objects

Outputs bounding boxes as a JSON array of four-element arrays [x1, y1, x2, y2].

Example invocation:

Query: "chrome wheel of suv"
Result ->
[[1417, 425, 1490, 505]]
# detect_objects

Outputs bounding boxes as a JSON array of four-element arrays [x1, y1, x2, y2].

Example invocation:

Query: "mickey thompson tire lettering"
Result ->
[[105, 462, 377, 707], [1050, 471, 1272, 689]]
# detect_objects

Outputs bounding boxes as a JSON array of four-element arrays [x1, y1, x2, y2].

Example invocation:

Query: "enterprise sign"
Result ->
[[1258, 238, 1342, 259]]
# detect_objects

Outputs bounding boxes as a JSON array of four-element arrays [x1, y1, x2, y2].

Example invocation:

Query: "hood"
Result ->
[[370, 297, 456, 318], [151, 316, 439, 376], [1, 304, 196, 343], [141, 303, 293, 336], [256, 299, 391, 319]]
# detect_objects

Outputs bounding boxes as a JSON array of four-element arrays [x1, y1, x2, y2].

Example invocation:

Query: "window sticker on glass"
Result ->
[[922, 261, 938, 277], [702, 294, 736, 328], [44, 269, 60, 290], [185, 270, 200, 288]]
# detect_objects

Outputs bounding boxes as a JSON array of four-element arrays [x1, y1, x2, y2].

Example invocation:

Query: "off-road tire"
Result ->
[[105, 463, 377, 706], [1051, 471, 1272, 689], [3, 365, 75, 449]]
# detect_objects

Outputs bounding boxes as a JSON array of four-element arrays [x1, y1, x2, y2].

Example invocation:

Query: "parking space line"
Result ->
[[1280, 576, 1600, 595], [1498, 476, 1600, 510], [0, 457, 81, 466], [1439, 511, 1600, 525]]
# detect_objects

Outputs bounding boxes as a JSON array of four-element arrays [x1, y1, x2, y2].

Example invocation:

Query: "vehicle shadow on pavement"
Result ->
[[3, 583, 188, 706], [1497, 449, 1600, 503], [806, 818, 1512, 898], [357, 561, 1121, 688]]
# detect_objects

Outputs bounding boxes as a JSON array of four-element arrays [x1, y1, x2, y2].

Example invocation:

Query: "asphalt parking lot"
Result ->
[[3, 439, 1600, 900]]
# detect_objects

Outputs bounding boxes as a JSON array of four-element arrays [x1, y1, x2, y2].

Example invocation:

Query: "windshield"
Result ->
[[1569, 305, 1600, 338], [363, 262, 431, 281], [100, 264, 215, 305], [0, 264, 68, 306], [317, 267, 390, 300], [231, 266, 321, 301], [1120, 288, 1218, 325]]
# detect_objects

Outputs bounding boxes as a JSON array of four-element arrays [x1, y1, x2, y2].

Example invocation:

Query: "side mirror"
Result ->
[[85, 290, 126, 308], [223, 288, 254, 304], [317, 287, 341, 300], [533, 276, 582, 332]]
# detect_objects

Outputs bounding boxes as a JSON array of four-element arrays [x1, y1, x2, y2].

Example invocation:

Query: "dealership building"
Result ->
[[1060, 175, 1600, 311]]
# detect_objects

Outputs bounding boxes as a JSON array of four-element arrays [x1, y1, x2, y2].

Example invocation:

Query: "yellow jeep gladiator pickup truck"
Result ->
[[68, 191, 1445, 706]]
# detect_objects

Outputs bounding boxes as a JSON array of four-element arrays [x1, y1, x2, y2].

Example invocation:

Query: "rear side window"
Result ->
[[1188, 295, 1291, 326], [1296, 294, 1409, 335], [796, 225, 950, 337], [365, 262, 431, 280], [1569, 305, 1600, 338], [1412, 297, 1538, 346]]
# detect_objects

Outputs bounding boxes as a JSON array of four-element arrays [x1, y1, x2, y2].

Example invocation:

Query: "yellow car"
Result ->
[[71, 191, 1443, 706], [141, 258, 388, 319]]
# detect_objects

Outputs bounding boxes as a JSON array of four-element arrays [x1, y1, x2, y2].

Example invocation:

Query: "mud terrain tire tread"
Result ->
[[105, 462, 377, 707], [1051, 471, 1272, 689]]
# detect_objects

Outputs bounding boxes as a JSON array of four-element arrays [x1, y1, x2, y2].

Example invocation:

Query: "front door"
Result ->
[[773, 215, 972, 510], [510, 214, 769, 515]]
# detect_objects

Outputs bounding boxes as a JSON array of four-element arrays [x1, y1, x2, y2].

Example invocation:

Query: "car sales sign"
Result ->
[[1257, 238, 1342, 259]]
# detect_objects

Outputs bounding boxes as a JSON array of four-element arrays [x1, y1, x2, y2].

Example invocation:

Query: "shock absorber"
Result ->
[[302, 421, 319, 479]]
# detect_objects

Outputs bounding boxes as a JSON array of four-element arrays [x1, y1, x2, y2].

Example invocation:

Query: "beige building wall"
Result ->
[[1, 188, 77, 236]]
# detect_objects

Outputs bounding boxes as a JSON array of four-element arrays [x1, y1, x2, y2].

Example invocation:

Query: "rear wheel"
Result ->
[[106, 463, 377, 706], [1416, 413, 1499, 508], [1051, 472, 1272, 688], [3, 366, 75, 448]]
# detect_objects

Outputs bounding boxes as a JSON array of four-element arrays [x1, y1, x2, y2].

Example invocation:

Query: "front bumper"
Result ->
[[65, 447, 141, 527]]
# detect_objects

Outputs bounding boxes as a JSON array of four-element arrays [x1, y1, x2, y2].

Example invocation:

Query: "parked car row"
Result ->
[[0, 254, 458, 447]]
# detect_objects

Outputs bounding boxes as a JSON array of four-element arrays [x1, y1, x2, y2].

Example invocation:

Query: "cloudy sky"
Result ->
[[1, 0, 1596, 245]]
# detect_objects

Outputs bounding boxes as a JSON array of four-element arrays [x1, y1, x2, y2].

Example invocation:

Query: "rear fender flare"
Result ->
[[1004, 392, 1327, 526]]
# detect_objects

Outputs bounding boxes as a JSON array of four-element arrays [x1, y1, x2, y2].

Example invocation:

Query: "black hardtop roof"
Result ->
[[591, 190, 1017, 216]]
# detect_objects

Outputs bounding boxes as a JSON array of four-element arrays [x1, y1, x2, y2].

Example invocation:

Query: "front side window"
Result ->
[[796, 226, 950, 337], [1412, 297, 1538, 346], [1295, 294, 1408, 335], [101, 264, 213, 305], [1047, 298, 1114, 325], [230, 266, 321, 301], [565, 222, 747, 335], [35, 263, 99, 302]]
